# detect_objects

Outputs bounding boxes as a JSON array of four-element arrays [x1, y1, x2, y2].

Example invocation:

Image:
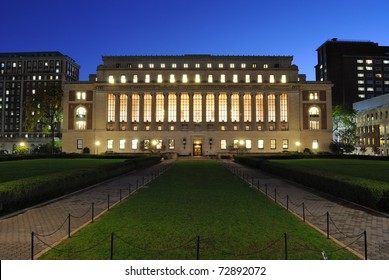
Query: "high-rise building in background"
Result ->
[[62, 55, 333, 156], [316, 39, 389, 107], [0, 52, 79, 152]]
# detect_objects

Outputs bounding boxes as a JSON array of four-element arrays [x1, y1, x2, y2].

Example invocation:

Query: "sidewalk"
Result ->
[[220, 160, 389, 260], [0, 160, 174, 260]]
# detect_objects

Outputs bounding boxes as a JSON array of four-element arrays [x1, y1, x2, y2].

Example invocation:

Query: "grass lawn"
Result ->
[[269, 159, 389, 183], [40, 160, 358, 260], [0, 158, 127, 183]]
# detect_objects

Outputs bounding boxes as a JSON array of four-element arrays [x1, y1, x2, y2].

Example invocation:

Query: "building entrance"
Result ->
[[193, 144, 202, 156]]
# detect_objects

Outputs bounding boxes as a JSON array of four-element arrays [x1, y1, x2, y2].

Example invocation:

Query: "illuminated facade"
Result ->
[[62, 55, 332, 156]]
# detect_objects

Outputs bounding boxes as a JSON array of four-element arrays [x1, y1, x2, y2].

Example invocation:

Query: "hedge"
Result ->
[[234, 156, 389, 213], [0, 156, 161, 215]]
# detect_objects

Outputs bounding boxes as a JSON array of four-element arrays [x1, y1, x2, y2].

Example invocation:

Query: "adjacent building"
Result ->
[[316, 39, 389, 107], [353, 93, 389, 156], [62, 55, 332, 156], [0, 51, 80, 152]]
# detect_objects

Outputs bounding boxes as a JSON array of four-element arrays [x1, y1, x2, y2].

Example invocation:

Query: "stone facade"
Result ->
[[62, 55, 332, 156]]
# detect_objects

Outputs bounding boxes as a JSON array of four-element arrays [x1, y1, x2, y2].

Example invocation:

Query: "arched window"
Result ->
[[75, 106, 87, 130], [309, 106, 320, 130]]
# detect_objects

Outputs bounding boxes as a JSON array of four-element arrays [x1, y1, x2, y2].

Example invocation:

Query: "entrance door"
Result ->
[[193, 144, 202, 156]]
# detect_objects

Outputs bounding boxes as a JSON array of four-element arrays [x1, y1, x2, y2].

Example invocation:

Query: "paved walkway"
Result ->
[[1, 159, 388, 260], [220, 160, 389, 260], [0, 160, 174, 260]]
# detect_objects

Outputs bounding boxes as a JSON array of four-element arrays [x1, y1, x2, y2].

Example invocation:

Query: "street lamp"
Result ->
[[295, 141, 301, 153], [95, 141, 100, 155]]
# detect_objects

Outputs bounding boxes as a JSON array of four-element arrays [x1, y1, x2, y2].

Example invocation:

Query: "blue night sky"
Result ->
[[2, 0, 389, 80]]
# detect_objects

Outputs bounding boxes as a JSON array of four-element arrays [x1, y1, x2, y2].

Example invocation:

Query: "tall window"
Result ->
[[243, 93, 251, 122], [219, 93, 227, 122], [144, 93, 152, 122], [280, 93, 288, 122], [131, 94, 139, 122], [75, 106, 86, 130], [268, 94, 276, 122], [206, 93, 215, 122], [309, 106, 320, 130], [220, 74, 226, 83], [193, 93, 202, 123], [256, 94, 264, 122], [157, 74, 163, 83], [181, 93, 189, 122], [221, 139, 227, 149], [168, 93, 176, 122], [231, 93, 239, 122], [156, 93, 164, 122], [120, 94, 128, 122], [107, 93, 115, 122]]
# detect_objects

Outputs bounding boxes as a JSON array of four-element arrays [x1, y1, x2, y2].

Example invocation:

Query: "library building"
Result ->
[[62, 55, 332, 156]]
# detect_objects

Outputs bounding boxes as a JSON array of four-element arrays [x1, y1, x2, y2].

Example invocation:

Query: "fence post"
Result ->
[[196, 236, 200, 260], [68, 214, 71, 238], [111, 232, 114, 260], [364, 230, 368, 260], [92, 203, 95, 223], [326, 212, 330, 239], [284, 233, 288, 260], [31, 232, 34, 260], [286, 195, 289, 211], [302, 203, 305, 222]]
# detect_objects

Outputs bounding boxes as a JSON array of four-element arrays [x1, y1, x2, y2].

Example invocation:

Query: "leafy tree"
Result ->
[[332, 105, 358, 153], [24, 84, 63, 154]]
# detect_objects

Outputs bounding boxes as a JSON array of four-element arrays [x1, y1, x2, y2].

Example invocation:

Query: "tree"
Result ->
[[24, 84, 63, 154], [331, 105, 358, 153]]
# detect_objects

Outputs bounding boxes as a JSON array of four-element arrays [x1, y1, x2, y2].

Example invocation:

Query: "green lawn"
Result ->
[[0, 158, 126, 183], [40, 160, 358, 260], [269, 159, 389, 183]]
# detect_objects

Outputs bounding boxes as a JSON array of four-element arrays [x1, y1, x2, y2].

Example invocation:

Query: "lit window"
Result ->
[[357, 66, 364, 70], [358, 73, 364, 77], [131, 94, 139, 122], [243, 93, 251, 122], [107, 94, 115, 122], [282, 139, 288, 150], [281, 75, 287, 83], [120, 94, 128, 122], [268, 94, 276, 122], [221, 140, 227, 150], [107, 140, 113, 150], [245, 75, 250, 83], [241, 63, 246, 68], [195, 64, 200, 68], [280, 93, 288, 122], [133, 74, 138, 83], [75, 106, 87, 130], [309, 92, 319, 100], [131, 139, 138, 150], [181, 93, 189, 122], [149, 64, 154, 68], [309, 106, 319, 117], [219, 93, 227, 122], [208, 74, 213, 83], [184, 63, 189, 68], [231, 93, 239, 122], [256, 94, 264, 122], [252, 63, 257, 68], [76, 91, 86, 100], [138, 64, 143, 68], [206, 94, 215, 122], [220, 74, 226, 83], [366, 60, 373, 64], [168, 139, 175, 150], [170, 74, 175, 83], [219, 64, 224, 68], [207, 63, 212, 68], [270, 139, 276, 149], [168, 93, 177, 122], [145, 74, 150, 83], [312, 140, 319, 150], [193, 93, 202, 123], [172, 63, 177, 68], [121, 75, 126, 83], [108, 75, 115, 84], [258, 139, 264, 149], [230, 63, 235, 68], [182, 74, 188, 83], [119, 139, 126, 150], [144, 94, 152, 122], [269, 75, 275, 83], [246, 140, 252, 149], [264, 64, 268, 69], [157, 74, 163, 83], [195, 74, 201, 83], [156, 93, 164, 122], [161, 63, 166, 68], [257, 75, 263, 83], [366, 66, 373, 71], [358, 80, 364, 84], [233, 74, 238, 83], [384, 60, 389, 64], [357, 59, 364, 63]]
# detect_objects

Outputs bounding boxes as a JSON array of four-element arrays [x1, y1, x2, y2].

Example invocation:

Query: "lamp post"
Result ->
[[296, 141, 301, 153], [95, 141, 100, 155]]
